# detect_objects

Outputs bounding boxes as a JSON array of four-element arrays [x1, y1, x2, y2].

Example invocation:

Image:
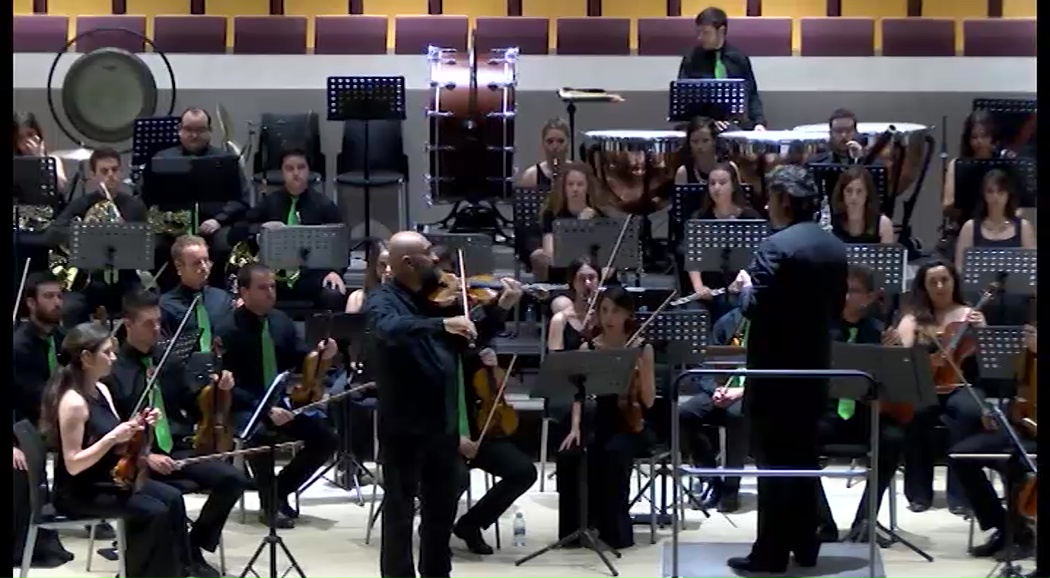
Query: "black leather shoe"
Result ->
[[453, 523, 494, 556], [189, 550, 223, 578], [726, 555, 788, 574], [907, 501, 931, 513], [792, 544, 820, 568], [257, 510, 295, 529], [91, 522, 116, 540], [948, 504, 970, 517]]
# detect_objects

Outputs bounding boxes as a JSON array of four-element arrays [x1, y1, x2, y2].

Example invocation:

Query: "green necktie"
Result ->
[[456, 359, 469, 437], [142, 358, 174, 453], [282, 198, 301, 286], [46, 335, 58, 377], [261, 317, 278, 390], [726, 319, 750, 389], [714, 51, 728, 79], [195, 298, 212, 353], [836, 328, 859, 420]]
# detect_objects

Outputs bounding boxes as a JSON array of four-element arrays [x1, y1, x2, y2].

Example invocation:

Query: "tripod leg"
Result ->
[[579, 530, 622, 576], [238, 539, 270, 578], [275, 537, 308, 578], [876, 522, 934, 562], [514, 530, 586, 566]]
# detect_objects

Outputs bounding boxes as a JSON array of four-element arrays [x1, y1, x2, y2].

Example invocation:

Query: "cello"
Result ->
[[193, 337, 234, 454]]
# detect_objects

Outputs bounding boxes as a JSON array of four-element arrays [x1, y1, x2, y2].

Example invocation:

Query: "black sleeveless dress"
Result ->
[[535, 162, 553, 190], [973, 216, 1022, 248], [53, 387, 123, 506], [972, 217, 1027, 324], [832, 218, 881, 244]]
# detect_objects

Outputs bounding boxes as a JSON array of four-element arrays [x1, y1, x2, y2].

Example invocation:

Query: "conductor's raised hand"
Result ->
[[443, 316, 477, 341], [318, 338, 338, 360]]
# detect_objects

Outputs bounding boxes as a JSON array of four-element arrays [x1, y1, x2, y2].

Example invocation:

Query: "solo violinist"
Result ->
[[39, 322, 187, 577], [557, 286, 656, 550], [886, 259, 986, 515], [106, 290, 248, 577]]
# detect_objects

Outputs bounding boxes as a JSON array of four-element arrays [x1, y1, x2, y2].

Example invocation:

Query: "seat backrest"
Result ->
[[256, 112, 324, 177], [338, 119, 407, 176], [14, 419, 51, 524]]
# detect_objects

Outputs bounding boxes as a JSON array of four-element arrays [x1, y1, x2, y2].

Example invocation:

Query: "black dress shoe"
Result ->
[[792, 544, 820, 568], [257, 510, 295, 529], [278, 500, 300, 520], [948, 504, 970, 517], [189, 550, 223, 578], [816, 524, 839, 543], [907, 501, 931, 513], [726, 555, 788, 574], [91, 522, 116, 539], [453, 523, 494, 556]]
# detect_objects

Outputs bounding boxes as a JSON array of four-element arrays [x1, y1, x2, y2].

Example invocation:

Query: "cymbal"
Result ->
[[51, 148, 94, 161]]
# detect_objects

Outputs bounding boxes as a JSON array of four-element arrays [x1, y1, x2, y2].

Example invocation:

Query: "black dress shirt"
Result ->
[[159, 284, 235, 347], [677, 43, 766, 127], [12, 321, 64, 424], [219, 306, 310, 410], [105, 342, 201, 450], [229, 188, 342, 246], [152, 145, 250, 226], [364, 282, 508, 438]]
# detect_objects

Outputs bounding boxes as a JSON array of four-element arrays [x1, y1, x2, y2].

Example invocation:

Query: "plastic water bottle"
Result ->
[[512, 512, 526, 547]]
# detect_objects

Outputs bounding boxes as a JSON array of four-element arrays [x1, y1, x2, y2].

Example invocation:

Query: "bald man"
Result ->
[[363, 231, 519, 578]]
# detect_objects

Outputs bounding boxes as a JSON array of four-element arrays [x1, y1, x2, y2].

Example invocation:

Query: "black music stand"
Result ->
[[953, 158, 1037, 219], [845, 244, 908, 296], [238, 371, 306, 578], [808, 162, 890, 211], [259, 224, 350, 274], [517, 348, 642, 576], [669, 183, 757, 246], [667, 79, 747, 124], [961, 248, 1037, 297], [629, 310, 711, 525], [326, 76, 406, 247], [511, 186, 549, 276], [829, 342, 937, 562], [143, 154, 243, 216], [682, 219, 768, 299], [553, 217, 642, 272], [426, 232, 495, 273], [972, 98, 1037, 159], [69, 222, 153, 281], [974, 326, 1026, 402], [131, 116, 181, 168], [13, 156, 61, 269]]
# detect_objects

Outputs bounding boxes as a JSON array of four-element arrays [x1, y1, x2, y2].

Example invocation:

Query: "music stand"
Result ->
[[69, 222, 153, 281], [143, 154, 243, 215], [517, 348, 642, 576], [131, 116, 180, 168], [326, 76, 407, 245], [511, 186, 549, 277], [669, 183, 756, 246], [808, 162, 890, 212], [667, 79, 746, 124], [829, 342, 937, 562], [953, 158, 1037, 218], [259, 224, 350, 273], [961, 248, 1037, 296], [13, 156, 61, 269], [845, 244, 908, 295], [974, 326, 1026, 402], [972, 98, 1037, 159], [426, 232, 495, 273], [682, 220, 768, 297], [553, 217, 642, 271]]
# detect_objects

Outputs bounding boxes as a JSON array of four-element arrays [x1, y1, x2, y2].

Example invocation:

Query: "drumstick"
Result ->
[[13, 259, 31, 324], [581, 216, 632, 328]]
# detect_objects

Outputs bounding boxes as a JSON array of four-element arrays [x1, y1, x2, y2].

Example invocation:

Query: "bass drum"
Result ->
[[426, 46, 518, 203]]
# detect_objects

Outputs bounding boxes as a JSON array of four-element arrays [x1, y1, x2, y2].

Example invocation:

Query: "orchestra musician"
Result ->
[[159, 235, 236, 348], [14, 111, 69, 191], [556, 285, 656, 549], [953, 169, 1036, 273], [546, 257, 601, 344], [220, 263, 339, 528], [106, 290, 248, 577], [808, 109, 870, 166], [152, 108, 250, 290], [529, 162, 605, 283], [677, 7, 766, 131], [815, 264, 905, 543], [829, 167, 896, 244], [943, 110, 1001, 217], [885, 258, 986, 515], [674, 116, 724, 185], [362, 231, 481, 577], [346, 242, 391, 313], [230, 148, 348, 310], [39, 322, 188, 577], [517, 118, 570, 189], [727, 164, 848, 573]]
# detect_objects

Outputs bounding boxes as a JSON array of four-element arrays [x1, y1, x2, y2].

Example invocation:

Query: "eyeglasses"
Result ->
[[180, 127, 210, 136]]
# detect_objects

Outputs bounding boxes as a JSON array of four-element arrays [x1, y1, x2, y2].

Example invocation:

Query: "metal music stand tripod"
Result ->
[[829, 343, 938, 562], [628, 310, 712, 528], [326, 76, 406, 254], [516, 348, 642, 577], [69, 222, 154, 315], [259, 224, 350, 276], [12, 156, 61, 277], [682, 219, 768, 302], [553, 217, 643, 284], [667, 79, 747, 125]]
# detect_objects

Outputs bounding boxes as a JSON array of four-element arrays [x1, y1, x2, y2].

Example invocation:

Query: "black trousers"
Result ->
[[948, 430, 1037, 533], [904, 387, 986, 508], [745, 378, 826, 564], [678, 392, 748, 495], [247, 413, 340, 511], [815, 410, 906, 531], [55, 479, 188, 577], [154, 448, 250, 552], [456, 438, 537, 531], [12, 469, 68, 564], [276, 268, 347, 311], [380, 432, 461, 578]]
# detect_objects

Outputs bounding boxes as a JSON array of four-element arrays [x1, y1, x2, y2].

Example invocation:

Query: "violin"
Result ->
[[194, 337, 234, 454], [111, 409, 153, 491], [930, 274, 1005, 395], [429, 271, 550, 308], [289, 345, 334, 409], [472, 355, 519, 441]]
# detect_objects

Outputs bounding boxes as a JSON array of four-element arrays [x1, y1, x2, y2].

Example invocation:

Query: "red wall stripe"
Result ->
[[349, 0, 362, 13], [826, 0, 841, 16], [112, 0, 126, 13], [191, 0, 205, 15], [667, 0, 682, 17], [270, 0, 283, 14], [746, 0, 761, 17], [987, 0, 1003, 16], [508, 0, 522, 16], [428, 0, 442, 14], [587, 0, 600, 16], [907, 0, 921, 17]]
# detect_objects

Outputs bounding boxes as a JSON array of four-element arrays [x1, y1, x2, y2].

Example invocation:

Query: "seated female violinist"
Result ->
[[681, 162, 761, 324], [39, 322, 188, 578], [674, 116, 723, 185], [529, 162, 605, 283], [829, 166, 895, 245], [547, 257, 601, 348], [815, 264, 905, 544], [517, 118, 570, 190], [346, 242, 391, 313], [556, 286, 655, 550], [885, 258, 987, 515], [954, 168, 1036, 273]]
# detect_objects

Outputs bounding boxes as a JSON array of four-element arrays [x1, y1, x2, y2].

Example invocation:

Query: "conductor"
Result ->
[[729, 165, 848, 573]]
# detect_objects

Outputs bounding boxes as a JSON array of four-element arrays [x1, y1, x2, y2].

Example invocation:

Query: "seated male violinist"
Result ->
[[230, 148, 347, 311], [678, 306, 749, 513], [106, 289, 248, 577], [948, 323, 1037, 561], [159, 235, 236, 350], [46, 148, 148, 322], [815, 264, 906, 543], [220, 262, 339, 528]]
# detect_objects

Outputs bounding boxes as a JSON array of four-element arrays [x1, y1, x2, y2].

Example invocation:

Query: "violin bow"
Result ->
[[130, 293, 202, 416], [475, 354, 518, 447], [626, 291, 677, 347], [456, 248, 480, 322], [13, 258, 31, 324], [581, 216, 633, 328]]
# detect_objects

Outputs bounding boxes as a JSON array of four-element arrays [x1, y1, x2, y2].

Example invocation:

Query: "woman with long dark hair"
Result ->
[[942, 110, 1000, 216], [886, 259, 987, 514], [346, 242, 390, 313], [14, 112, 69, 191], [546, 256, 601, 347], [829, 166, 895, 244], [954, 169, 1036, 272], [40, 323, 188, 577], [674, 116, 722, 184]]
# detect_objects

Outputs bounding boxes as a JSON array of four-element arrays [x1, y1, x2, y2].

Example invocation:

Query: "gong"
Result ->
[[60, 47, 158, 143]]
